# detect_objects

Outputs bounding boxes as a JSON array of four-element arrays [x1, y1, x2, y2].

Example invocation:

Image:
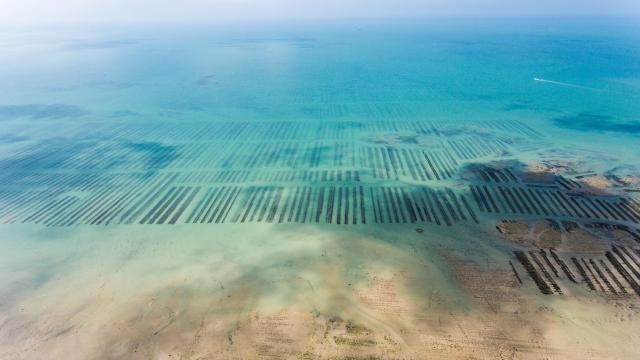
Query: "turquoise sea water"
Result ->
[[0, 19, 639, 161], [1, 19, 640, 225], [1, 18, 640, 358], [1, 19, 639, 126], [1, 19, 640, 142]]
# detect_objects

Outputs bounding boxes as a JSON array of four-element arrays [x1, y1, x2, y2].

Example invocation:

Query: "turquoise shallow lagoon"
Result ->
[[1, 18, 640, 359]]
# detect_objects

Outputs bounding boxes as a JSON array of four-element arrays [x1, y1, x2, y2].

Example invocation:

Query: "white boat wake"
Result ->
[[533, 77, 591, 89]]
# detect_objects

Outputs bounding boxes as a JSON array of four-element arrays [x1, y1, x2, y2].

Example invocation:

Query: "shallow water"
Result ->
[[1, 18, 640, 359]]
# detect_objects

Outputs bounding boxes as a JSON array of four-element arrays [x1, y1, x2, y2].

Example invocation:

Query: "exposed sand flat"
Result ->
[[1, 220, 639, 359]]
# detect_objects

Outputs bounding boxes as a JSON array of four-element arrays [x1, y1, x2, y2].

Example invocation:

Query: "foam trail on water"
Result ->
[[533, 77, 591, 89]]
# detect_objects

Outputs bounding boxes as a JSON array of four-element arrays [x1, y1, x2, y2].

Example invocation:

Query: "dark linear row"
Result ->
[[369, 187, 478, 226], [514, 251, 554, 294], [583, 222, 640, 242], [0, 169, 364, 193], [12, 117, 542, 144], [447, 136, 507, 161], [3, 185, 165, 226], [3, 116, 543, 173], [471, 184, 640, 225], [333, 142, 359, 167], [239, 142, 326, 168], [0, 190, 63, 224], [573, 247, 640, 296], [0, 184, 479, 227], [0, 141, 186, 171], [556, 175, 582, 191], [98, 121, 251, 141], [1, 134, 515, 174], [473, 167, 518, 183], [512, 141, 552, 152], [227, 186, 367, 225], [2, 140, 360, 172], [0, 172, 175, 226], [214, 141, 363, 169], [515, 247, 640, 297], [70, 173, 179, 226], [62, 119, 432, 142], [364, 120, 437, 134], [425, 119, 542, 141], [363, 147, 457, 181], [513, 249, 576, 295], [483, 119, 544, 139], [137, 186, 201, 225], [0, 171, 119, 190], [1, 139, 354, 172], [294, 102, 415, 120], [175, 169, 362, 184]]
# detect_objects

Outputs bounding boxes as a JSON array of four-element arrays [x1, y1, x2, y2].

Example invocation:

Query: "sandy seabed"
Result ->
[[1, 220, 638, 360]]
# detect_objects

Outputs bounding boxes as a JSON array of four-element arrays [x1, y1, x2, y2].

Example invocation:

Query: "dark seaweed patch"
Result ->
[[553, 113, 640, 134], [125, 142, 178, 170], [196, 74, 217, 86]]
